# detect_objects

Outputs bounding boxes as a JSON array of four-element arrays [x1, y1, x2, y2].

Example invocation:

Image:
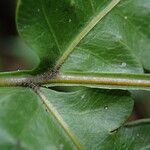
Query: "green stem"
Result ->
[[0, 72, 150, 91], [45, 73, 150, 91], [0, 77, 26, 87], [0, 70, 32, 87]]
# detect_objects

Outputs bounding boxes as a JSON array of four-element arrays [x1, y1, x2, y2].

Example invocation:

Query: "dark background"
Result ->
[[0, 0, 36, 71], [0, 0, 17, 36], [0, 0, 149, 120]]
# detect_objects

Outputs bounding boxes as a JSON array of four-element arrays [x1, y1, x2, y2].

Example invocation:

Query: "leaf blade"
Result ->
[[0, 87, 135, 150], [17, 0, 142, 74]]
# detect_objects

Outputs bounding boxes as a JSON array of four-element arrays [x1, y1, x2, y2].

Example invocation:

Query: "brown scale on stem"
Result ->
[[21, 66, 60, 90]]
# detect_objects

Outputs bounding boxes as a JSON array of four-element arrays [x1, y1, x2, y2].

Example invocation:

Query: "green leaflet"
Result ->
[[0, 87, 149, 149], [0, 0, 149, 150], [117, 0, 150, 71], [101, 121, 150, 150], [17, 0, 150, 74], [0, 87, 131, 149], [0, 88, 75, 150], [39, 88, 134, 150]]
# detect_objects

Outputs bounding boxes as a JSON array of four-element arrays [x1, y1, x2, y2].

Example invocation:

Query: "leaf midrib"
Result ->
[[33, 2, 123, 146], [35, 88, 85, 150], [54, 0, 121, 69]]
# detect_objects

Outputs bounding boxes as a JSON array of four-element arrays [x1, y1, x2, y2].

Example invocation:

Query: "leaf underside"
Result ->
[[0, 87, 149, 150], [17, 0, 150, 74], [0, 0, 150, 150]]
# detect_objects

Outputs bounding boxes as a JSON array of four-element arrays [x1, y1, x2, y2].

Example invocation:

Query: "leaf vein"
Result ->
[[41, 0, 61, 53], [89, 0, 95, 13], [35, 88, 85, 150], [55, 0, 121, 68]]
